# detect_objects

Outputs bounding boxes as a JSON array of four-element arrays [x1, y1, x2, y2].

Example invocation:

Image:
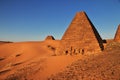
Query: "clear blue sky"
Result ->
[[0, 0, 120, 42]]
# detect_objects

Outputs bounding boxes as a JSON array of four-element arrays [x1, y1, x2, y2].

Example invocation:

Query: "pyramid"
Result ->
[[114, 24, 120, 42], [57, 11, 104, 55], [45, 35, 55, 40]]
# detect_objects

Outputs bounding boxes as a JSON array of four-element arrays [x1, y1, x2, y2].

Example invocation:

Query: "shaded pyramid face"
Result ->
[[114, 24, 120, 42], [58, 11, 104, 55]]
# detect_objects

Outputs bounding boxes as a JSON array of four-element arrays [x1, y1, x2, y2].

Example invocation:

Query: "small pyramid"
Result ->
[[45, 35, 55, 40], [57, 11, 104, 55], [114, 24, 120, 42]]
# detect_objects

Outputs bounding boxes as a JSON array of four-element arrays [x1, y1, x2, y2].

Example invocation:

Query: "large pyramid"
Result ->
[[57, 11, 104, 55], [114, 24, 120, 42]]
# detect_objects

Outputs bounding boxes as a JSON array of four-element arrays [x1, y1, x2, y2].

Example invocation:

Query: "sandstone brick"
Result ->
[[57, 11, 104, 55]]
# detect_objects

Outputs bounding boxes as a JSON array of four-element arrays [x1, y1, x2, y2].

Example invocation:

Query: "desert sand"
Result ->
[[0, 40, 120, 80], [0, 40, 81, 80]]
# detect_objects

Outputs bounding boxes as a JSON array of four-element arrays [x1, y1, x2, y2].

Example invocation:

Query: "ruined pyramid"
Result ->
[[57, 11, 104, 55], [114, 24, 120, 42], [45, 35, 55, 40]]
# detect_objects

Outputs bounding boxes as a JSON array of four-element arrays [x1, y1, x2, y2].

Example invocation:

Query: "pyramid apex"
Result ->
[[118, 24, 120, 27], [114, 24, 120, 42], [116, 24, 120, 30], [79, 11, 86, 13], [76, 11, 87, 15], [45, 35, 55, 40], [117, 24, 120, 29]]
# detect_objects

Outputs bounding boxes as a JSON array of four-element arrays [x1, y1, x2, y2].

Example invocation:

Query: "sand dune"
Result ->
[[0, 41, 120, 80]]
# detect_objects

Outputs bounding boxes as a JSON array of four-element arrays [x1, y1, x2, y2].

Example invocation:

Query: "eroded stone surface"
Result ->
[[57, 11, 104, 55]]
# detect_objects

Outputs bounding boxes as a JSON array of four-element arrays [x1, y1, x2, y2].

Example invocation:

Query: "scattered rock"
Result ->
[[15, 54, 21, 57], [0, 57, 5, 61]]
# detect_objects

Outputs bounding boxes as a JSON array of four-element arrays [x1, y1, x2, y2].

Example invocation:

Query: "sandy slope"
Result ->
[[0, 40, 59, 79], [0, 41, 120, 80], [0, 41, 50, 67], [0, 40, 82, 80]]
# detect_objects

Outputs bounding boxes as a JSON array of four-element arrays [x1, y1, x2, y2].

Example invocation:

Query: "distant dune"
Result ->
[[0, 41, 13, 45]]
